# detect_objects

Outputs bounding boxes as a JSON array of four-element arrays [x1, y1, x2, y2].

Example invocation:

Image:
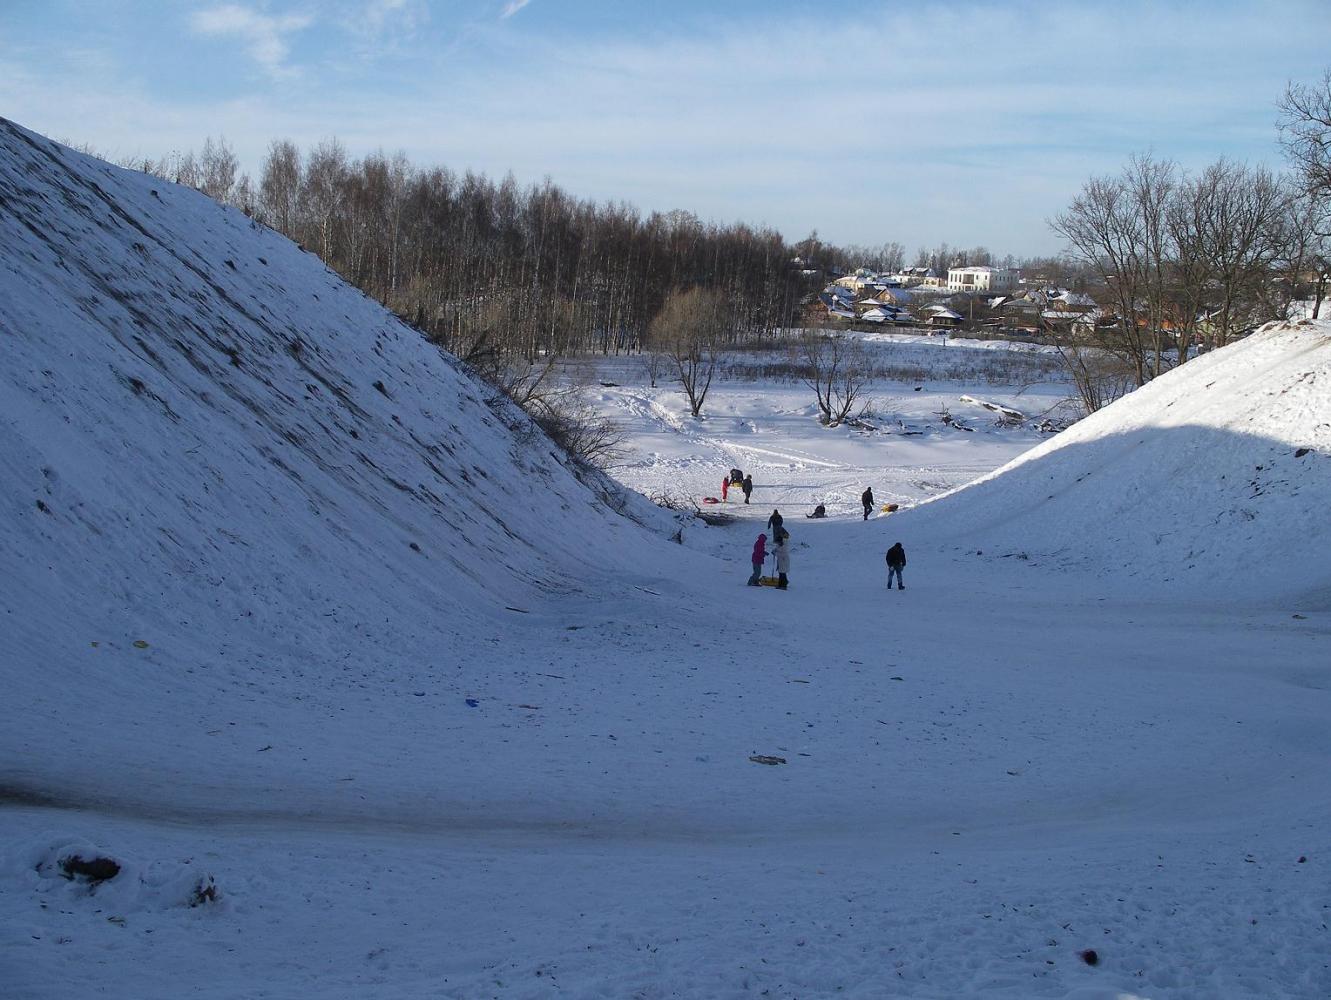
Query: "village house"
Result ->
[[890, 266, 935, 288], [922, 304, 964, 328], [946, 265, 1020, 293]]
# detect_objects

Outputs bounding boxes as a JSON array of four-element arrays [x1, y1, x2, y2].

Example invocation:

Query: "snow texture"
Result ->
[[2, 119, 1330, 1000], [909, 322, 1331, 606]]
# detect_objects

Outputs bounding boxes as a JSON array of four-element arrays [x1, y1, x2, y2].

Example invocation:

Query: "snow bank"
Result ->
[[5, 836, 221, 912], [906, 320, 1331, 605]]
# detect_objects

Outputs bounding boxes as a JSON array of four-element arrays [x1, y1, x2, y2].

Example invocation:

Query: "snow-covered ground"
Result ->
[[577, 336, 1068, 521], [3, 121, 1330, 1000]]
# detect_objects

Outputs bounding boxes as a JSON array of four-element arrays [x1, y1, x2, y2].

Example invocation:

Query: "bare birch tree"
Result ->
[[649, 288, 728, 417], [260, 140, 302, 233], [199, 136, 238, 204]]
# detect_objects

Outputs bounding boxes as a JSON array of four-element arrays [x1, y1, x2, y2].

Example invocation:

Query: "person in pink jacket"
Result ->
[[747, 532, 767, 586]]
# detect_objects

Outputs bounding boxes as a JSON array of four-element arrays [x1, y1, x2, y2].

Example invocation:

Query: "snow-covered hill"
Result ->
[[0, 117, 676, 632], [905, 321, 1331, 606]]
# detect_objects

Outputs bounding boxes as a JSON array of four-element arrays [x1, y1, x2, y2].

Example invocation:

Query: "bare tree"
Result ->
[[1279, 71, 1331, 320], [302, 138, 348, 261], [260, 140, 302, 233], [529, 392, 625, 470], [648, 287, 728, 417], [1197, 163, 1289, 349], [231, 173, 258, 216], [173, 150, 200, 189], [199, 136, 238, 204], [1280, 70, 1331, 200], [1055, 339, 1136, 414], [1053, 156, 1178, 385], [794, 325, 872, 426]]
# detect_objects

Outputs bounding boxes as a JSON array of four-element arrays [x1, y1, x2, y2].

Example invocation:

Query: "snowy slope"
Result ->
[[903, 321, 1331, 606], [0, 118, 689, 806], [0, 117, 685, 612]]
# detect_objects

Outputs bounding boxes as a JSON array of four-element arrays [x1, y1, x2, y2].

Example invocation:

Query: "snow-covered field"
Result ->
[[3, 121, 1330, 1000], [578, 337, 1067, 519]]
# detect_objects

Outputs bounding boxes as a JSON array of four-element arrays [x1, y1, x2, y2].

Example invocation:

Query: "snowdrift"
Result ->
[[0, 119, 676, 722], [907, 320, 1331, 605]]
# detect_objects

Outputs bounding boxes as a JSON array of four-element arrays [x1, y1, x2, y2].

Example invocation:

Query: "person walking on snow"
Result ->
[[767, 509, 784, 542], [741, 474, 753, 504], [748, 533, 768, 586], [721, 476, 729, 502], [861, 487, 875, 521], [774, 534, 790, 590], [886, 542, 906, 590]]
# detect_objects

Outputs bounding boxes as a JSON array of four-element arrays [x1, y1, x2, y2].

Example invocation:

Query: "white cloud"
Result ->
[[7, 0, 1324, 254], [363, 0, 414, 32], [500, 0, 531, 19], [189, 4, 313, 77]]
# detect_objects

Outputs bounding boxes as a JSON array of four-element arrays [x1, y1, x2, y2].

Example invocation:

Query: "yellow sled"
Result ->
[[758, 576, 783, 587], [880, 502, 900, 513]]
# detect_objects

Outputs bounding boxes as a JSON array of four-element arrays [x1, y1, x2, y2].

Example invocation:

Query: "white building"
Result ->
[[947, 266, 1020, 293]]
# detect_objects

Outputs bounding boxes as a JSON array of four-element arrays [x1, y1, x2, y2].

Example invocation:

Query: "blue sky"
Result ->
[[2, 0, 1325, 255]]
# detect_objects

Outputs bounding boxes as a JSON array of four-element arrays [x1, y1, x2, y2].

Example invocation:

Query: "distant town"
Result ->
[[813, 263, 1103, 338]]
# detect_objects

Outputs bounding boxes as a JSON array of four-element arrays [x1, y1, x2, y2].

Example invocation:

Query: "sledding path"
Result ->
[[595, 376, 1053, 520]]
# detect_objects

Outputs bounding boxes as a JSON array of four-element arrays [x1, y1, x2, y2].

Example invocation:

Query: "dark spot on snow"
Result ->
[[35, 499, 50, 514], [373, 380, 389, 397], [189, 877, 220, 906], [1295, 447, 1310, 458], [1079, 949, 1099, 966], [408, 541, 421, 552], [0, 783, 62, 808], [128, 377, 146, 395], [60, 855, 121, 884]]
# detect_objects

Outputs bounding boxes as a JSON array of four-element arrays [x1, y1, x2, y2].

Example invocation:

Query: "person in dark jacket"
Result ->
[[861, 487, 875, 521], [807, 504, 827, 519], [748, 533, 768, 586], [767, 509, 784, 541], [741, 474, 753, 504], [886, 542, 906, 590]]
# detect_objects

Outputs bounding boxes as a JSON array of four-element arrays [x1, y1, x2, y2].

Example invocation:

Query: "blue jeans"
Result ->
[[887, 566, 903, 589], [749, 561, 763, 585]]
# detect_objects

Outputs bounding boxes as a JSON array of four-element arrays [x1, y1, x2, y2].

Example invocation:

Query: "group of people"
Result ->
[[723, 469, 905, 591], [721, 468, 753, 504], [747, 509, 791, 589]]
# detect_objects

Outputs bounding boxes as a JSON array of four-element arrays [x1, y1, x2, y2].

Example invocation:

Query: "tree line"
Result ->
[[130, 138, 817, 370]]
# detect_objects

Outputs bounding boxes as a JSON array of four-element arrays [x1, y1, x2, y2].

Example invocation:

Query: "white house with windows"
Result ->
[[946, 266, 1020, 293]]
